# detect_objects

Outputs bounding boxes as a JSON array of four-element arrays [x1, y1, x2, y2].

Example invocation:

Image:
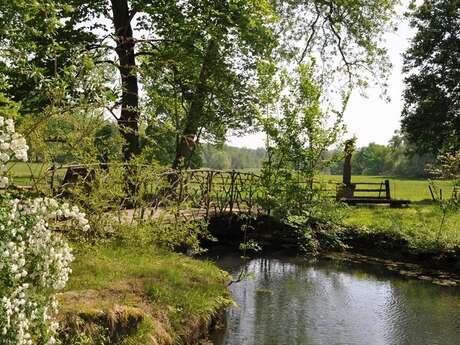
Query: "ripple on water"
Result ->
[[211, 255, 460, 345]]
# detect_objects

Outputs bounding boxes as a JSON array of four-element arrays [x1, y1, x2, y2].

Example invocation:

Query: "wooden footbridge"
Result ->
[[52, 165, 268, 220], [8, 162, 411, 225]]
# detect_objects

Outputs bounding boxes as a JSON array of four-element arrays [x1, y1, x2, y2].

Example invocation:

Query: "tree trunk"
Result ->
[[111, 0, 140, 161], [172, 40, 217, 170]]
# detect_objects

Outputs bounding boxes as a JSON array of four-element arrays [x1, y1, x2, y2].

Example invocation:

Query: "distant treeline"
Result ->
[[200, 133, 435, 178], [328, 133, 435, 178], [200, 144, 266, 170]]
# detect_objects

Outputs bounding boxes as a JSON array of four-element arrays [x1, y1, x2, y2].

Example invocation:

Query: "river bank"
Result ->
[[207, 214, 460, 283], [58, 244, 232, 345], [57, 212, 460, 344]]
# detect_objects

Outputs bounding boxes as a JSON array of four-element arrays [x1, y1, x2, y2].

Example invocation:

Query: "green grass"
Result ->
[[322, 174, 454, 202], [314, 176, 460, 251], [60, 243, 231, 344], [6, 161, 49, 186], [344, 205, 460, 251], [9, 164, 458, 251], [9, 163, 454, 203], [7, 161, 46, 176]]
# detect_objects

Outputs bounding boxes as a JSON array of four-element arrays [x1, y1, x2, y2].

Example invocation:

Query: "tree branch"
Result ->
[[298, 8, 321, 64]]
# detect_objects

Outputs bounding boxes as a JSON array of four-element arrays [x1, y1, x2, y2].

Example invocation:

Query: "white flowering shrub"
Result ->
[[0, 116, 89, 345], [0, 116, 29, 189]]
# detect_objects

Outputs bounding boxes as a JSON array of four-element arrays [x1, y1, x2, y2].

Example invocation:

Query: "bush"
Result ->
[[0, 116, 88, 345]]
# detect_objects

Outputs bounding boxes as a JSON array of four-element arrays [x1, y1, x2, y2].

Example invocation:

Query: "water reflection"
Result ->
[[211, 254, 460, 345]]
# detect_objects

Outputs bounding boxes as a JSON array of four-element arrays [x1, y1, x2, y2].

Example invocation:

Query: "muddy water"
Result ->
[[209, 253, 460, 345]]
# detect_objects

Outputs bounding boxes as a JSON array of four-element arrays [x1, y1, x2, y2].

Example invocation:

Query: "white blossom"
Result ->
[[0, 117, 89, 344], [0, 116, 28, 189]]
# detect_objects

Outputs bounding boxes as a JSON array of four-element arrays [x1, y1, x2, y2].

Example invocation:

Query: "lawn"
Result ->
[[6, 161, 49, 186], [7, 164, 459, 251], [8, 163, 454, 203]]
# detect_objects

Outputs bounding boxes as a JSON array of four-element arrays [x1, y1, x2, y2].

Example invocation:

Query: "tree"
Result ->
[[274, 0, 398, 93], [387, 132, 435, 177], [141, 0, 276, 170], [109, 0, 140, 159], [200, 144, 266, 170], [1, 0, 276, 165], [0, 1, 177, 161], [327, 132, 436, 178], [402, 0, 460, 155], [353, 143, 390, 175], [0, 1, 122, 168], [1, 0, 399, 167], [0, 1, 100, 112], [261, 64, 343, 191]]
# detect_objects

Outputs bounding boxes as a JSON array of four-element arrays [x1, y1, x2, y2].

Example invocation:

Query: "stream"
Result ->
[[208, 251, 460, 345]]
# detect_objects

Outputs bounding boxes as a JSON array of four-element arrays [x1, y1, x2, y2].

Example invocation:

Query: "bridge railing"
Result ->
[[42, 164, 268, 218]]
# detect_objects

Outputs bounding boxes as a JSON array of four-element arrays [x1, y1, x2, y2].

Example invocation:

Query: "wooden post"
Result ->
[[229, 170, 236, 214], [343, 150, 352, 187], [385, 179, 391, 200], [337, 139, 356, 199], [205, 171, 213, 219]]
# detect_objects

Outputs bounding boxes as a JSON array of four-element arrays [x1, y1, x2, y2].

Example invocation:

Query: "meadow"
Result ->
[[6, 161, 50, 186], [321, 174, 454, 202], [7, 163, 454, 202]]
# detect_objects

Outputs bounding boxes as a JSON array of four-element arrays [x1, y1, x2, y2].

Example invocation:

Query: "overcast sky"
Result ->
[[228, 7, 414, 149]]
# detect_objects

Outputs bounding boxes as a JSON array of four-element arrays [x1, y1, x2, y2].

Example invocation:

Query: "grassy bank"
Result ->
[[344, 205, 460, 251], [317, 175, 460, 252], [58, 244, 232, 345]]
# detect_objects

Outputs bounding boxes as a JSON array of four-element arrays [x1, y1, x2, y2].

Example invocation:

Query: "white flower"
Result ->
[[0, 117, 89, 344], [5, 118, 15, 133], [0, 176, 8, 188]]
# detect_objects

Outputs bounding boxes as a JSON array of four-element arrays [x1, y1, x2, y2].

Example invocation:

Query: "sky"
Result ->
[[228, 7, 414, 149]]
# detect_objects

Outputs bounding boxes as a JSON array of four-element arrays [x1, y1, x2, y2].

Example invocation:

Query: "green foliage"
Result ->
[[1, 0, 399, 167], [328, 132, 436, 178], [141, 0, 277, 169], [286, 198, 348, 254], [426, 151, 460, 242], [259, 64, 347, 253], [116, 217, 212, 256], [341, 150, 460, 251], [345, 205, 460, 251], [276, 0, 398, 95], [402, 0, 460, 155], [430, 151, 460, 183]]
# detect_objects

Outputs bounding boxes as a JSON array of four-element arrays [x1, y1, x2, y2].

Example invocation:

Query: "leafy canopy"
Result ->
[[402, 0, 460, 155]]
